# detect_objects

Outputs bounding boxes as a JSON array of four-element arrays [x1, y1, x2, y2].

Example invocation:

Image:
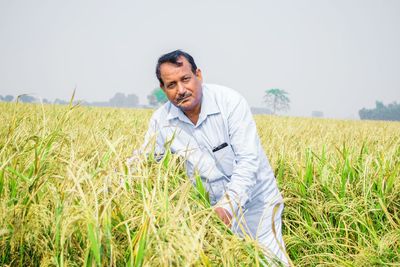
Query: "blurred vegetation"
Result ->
[[264, 88, 290, 114], [0, 93, 140, 108], [359, 101, 400, 121], [147, 87, 168, 107]]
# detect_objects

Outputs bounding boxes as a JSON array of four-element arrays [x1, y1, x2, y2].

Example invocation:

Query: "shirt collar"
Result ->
[[166, 102, 181, 121], [166, 84, 220, 127]]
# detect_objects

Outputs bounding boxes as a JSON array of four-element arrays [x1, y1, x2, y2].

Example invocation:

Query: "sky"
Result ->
[[0, 0, 399, 119]]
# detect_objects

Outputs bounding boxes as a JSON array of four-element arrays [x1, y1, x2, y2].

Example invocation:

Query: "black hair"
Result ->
[[156, 50, 198, 86]]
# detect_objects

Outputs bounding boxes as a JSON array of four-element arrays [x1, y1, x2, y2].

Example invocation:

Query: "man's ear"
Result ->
[[160, 83, 165, 91], [196, 68, 203, 82]]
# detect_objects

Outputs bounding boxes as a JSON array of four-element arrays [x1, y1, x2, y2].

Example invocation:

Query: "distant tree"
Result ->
[[359, 101, 400, 121], [147, 88, 168, 107], [109, 92, 126, 107], [264, 88, 290, 114], [125, 93, 139, 107], [4, 95, 14, 102], [0, 95, 3, 101], [54, 98, 68, 105], [43, 98, 50, 104], [147, 94, 157, 107], [19, 95, 37, 103], [108, 92, 139, 107]]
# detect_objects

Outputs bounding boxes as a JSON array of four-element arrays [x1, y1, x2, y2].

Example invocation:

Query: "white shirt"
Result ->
[[141, 84, 283, 216]]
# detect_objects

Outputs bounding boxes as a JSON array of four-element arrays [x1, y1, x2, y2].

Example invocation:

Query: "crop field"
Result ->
[[0, 102, 399, 266]]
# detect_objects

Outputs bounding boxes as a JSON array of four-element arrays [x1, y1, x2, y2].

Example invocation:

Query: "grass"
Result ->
[[0, 101, 399, 266]]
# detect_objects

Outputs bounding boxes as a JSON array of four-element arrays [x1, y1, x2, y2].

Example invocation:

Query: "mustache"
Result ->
[[176, 92, 192, 104]]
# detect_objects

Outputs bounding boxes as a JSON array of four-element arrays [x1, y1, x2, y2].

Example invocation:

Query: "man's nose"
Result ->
[[177, 83, 186, 95]]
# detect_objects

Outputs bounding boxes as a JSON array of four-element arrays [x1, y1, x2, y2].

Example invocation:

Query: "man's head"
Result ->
[[156, 50, 203, 113]]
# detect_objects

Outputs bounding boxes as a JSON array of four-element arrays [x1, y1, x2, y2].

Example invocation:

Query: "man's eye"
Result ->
[[183, 77, 190, 82], [167, 83, 176, 89]]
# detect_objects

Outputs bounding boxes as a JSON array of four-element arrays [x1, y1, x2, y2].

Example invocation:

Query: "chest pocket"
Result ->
[[212, 143, 235, 177]]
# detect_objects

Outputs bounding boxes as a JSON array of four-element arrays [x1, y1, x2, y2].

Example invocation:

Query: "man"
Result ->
[[140, 50, 289, 265]]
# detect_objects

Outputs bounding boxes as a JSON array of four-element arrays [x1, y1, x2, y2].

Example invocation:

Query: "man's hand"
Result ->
[[214, 207, 232, 227]]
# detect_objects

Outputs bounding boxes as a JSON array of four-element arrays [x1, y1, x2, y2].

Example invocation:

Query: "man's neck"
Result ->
[[183, 104, 201, 125]]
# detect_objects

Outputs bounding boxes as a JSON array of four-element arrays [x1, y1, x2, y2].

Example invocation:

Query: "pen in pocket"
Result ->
[[212, 142, 228, 152]]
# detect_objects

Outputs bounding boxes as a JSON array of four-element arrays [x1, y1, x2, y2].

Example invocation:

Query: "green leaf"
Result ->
[[87, 222, 101, 266], [195, 174, 210, 207]]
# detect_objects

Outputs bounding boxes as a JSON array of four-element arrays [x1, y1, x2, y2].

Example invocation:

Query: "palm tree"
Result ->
[[264, 88, 290, 114]]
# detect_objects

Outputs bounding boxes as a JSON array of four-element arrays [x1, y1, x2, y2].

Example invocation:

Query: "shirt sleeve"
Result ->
[[218, 96, 260, 217], [127, 114, 165, 165], [142, 116, 165, 156]]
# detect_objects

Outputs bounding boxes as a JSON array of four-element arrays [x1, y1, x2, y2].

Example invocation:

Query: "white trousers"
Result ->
[[231, 200, 290, 266]]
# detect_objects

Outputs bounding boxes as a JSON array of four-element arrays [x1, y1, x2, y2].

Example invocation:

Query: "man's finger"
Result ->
[[214, 207, 232, 227]]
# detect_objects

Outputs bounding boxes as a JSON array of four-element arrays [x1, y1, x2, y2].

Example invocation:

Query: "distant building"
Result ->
[[251, 107, 272, 115], [311, 111, 324, 118]]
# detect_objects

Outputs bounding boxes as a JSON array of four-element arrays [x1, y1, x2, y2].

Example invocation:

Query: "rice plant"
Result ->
[[0, 102, 399, 266]]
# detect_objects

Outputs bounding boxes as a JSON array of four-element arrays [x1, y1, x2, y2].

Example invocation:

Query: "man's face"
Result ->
[[159, 56, 203, 113]]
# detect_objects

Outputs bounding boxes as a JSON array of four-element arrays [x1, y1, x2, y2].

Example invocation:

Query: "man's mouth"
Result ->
[[177, 94, 192, 106], [177, 98, 189, 105]]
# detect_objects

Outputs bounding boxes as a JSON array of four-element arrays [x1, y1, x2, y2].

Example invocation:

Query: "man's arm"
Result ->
[[127, 115, 165, 165], [218, 96, 261, 219]]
